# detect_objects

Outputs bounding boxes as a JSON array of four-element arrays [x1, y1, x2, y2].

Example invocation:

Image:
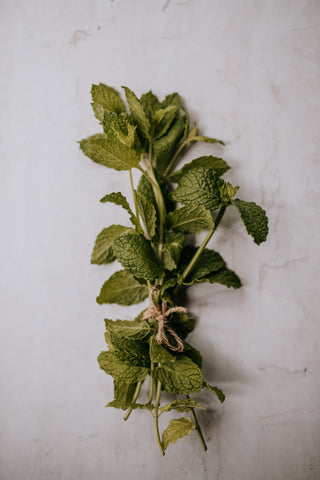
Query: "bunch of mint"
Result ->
[[80, 84, 268, 454]]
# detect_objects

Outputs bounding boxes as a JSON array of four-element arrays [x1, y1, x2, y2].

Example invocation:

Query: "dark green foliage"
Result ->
[[80, 84, 269, 454]]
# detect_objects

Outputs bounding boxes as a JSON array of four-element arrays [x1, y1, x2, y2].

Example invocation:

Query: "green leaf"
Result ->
[[103, 111, 136, 149], [100, 192, 142, 233], [203, 382, 226, 403], [170, 155, 231, 182], [105, 319, 154, 341], [163, 232, 185, 270], [167, 205, 214, 233], [98, 351, 148, 383], [113, 233, 164, 281], [91, 83, 126, 121], [190, 135, 224, 146], [113, 380, 136, 403], [96, 270, 148, 305], [91, 225, 133, 264], [161, 92, 182, 109], [80, 134, 140, 171], [182, 342, 202, 368], [219, 182, 239, 204], [140, 91, 161, 121], [233, 199, 268, 245], [112, 343, 150, 367], [200, 267, 242, 289], [137, 174, 156, 206], [172, 168, 225, 210], [156, 356, 203, 394], [149, 336, 176, 364], [168, 312, 196, 340], [162, 417, 195, 450], [122, 86, 150, 140], [160, 399, 205, 413], [153, 105, 179, 140], [136, 192, 157, 239], [106, 400, 153, 411], [179, 247, 225, 283], [154, 118, 185, 174]]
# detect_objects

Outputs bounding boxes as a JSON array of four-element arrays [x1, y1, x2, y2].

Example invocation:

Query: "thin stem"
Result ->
[[123, 381, 142, 421], [190, 406, 207, 451], [163, 139, 188, 178], [129, 169, 140, 220], [180, 206, 226, 283], [154, 378, 165, 455], [148, 362, 155, 404]]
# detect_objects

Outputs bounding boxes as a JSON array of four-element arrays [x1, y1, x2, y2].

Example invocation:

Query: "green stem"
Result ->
[[190, 405, 207, 451], [123, 381, 142, 421], [154, 378, 165, 455], [129, 169, 140, 220], [148, 362, 155, 404], [163, 139, 188, 178], [180, 206, 226, 283]]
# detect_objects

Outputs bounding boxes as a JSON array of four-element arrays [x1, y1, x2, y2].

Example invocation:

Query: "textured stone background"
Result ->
[[1, 1, 320, 479]]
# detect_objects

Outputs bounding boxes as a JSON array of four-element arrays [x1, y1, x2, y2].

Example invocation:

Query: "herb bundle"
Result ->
[[80, 84, 268, 454]]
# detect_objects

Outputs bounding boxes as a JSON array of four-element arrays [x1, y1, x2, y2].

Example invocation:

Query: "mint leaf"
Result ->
[[80, 134, 140, 171], [103, 111, 136, 149], [154, 118, 185, 174], [105, 319, 154, 341], [149, 336, 176, 364], [100, 192, 142, 233], [219, 182, 239, 204], [233, 199, 268, 245], [140, 91, 161, 121], [172, 168, 225, 210], [91, 83, 126, 121], [106, 400, 153, 411], [156, 356, 203, 394], [98, 351, 148, 383], [167, 205, 214, 233], [182, 342, 202, 368], [160, 399, 205, 413], [163, 232, 185, 270], [96, 270, 148, 305], [113, 233, 164, 281], [203, 382, 225, 403], [153, 105, 179, 140], [137, 174, 156, 206], [170, 155, 231, 182], [200, 267, 242, 289], [161, 92, 182, 109], [168, 312, 196, 340], [113, 380, 136, 403], [112, 343, 149, 367], [190, 135, 224, 146], [179, 247, 225, 283], [162, 417, 195, 450], [91, 225, 132, 264], [122, 86, 150, 140], [136, 192, 157, 239]]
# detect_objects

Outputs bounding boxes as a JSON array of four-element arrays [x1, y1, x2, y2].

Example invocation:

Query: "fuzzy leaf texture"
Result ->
[[91, 225, 133, 264], [80, 134, 140, 171], [167, 205, 214, 233], [156, 356, 203, 394], [170, 155, 231, 182], [91, 83, 126, 121], [113, 233, 164, 281], [96, 270, 148, 305], [162, 418, 195, 451], [98, 351, 148, 383], [233, 199, 268, 245]]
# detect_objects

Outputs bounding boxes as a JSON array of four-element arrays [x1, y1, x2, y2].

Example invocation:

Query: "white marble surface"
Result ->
[[1, 1, 320, 479]]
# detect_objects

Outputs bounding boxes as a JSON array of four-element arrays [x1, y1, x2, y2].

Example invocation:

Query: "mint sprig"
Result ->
[[80, 84, 269, 455]]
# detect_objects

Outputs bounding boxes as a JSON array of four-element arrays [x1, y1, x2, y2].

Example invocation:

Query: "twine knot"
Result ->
[[142, 286, 187, 352]]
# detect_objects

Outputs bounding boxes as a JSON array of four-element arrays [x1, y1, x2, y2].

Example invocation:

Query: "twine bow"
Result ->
[[142, 286, 187, 352]]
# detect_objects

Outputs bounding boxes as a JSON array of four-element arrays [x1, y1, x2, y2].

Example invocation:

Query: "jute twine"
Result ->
[[142, 286, 187, 352]]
